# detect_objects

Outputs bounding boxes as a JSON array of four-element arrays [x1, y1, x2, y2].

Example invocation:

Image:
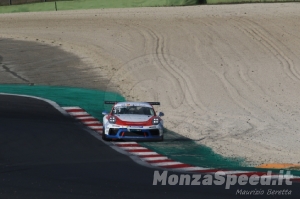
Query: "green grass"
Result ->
[[140, 130, 300, 176], [206, 0, 299, 3], [0, 2, 55, 13], [140, 130, 246, 169], [0, 0, 198, 14], [1, 84, 300, 176], [0, 84, 124, 119]]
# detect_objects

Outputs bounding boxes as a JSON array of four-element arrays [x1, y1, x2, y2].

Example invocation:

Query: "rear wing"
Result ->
[[104, 101, 160, 105], [104, 101, 119, 104], [147, 102, 160, 105]]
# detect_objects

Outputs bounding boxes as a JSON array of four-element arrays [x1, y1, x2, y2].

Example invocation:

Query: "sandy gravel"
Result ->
[[1, 3, 300, 166]]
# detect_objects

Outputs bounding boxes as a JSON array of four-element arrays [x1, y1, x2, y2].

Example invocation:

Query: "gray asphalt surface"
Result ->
[[0, 94, 216, 198], [0, 39, 300, 198], [1, 94, 300, 199], [0, 38, 109, 90]]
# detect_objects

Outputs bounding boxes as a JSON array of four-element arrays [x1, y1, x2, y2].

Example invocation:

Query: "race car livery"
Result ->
[[102, 101, 164, 141]]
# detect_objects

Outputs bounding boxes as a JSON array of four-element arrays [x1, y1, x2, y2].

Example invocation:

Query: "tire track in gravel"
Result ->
[[229, 18, 300, 128], [228, 19, 286, 93], [184, 19, 277, 142], [196, 18, 292, 126], [154, 21, 259, 140], [159, 20, 256, 141], [130, 25, 187, 109], [244, 18, 300, 80], [147, 29, 186, 109], [122, 24, 214, 139], [143, 26, 208, 112], [215, 18, 300, 138], [215, 19, 288, 116], [239, 18, 300, 82], [185, 18, 300, 161], [192, 21, 264, 124]]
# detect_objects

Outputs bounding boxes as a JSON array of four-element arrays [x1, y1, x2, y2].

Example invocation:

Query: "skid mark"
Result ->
[[1, 64, 30, 83]]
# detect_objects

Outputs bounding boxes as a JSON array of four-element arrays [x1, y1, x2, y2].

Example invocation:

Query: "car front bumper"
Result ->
[[103, 127, 163, 141]]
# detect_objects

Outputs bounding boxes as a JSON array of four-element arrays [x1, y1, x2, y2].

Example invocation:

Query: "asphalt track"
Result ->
[[0, 38, 109, 90], [0, 94, 299, 199]]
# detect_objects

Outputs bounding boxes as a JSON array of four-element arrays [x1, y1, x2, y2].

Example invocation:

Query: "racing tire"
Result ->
[[158, 135, 164, 142], [102, 127, 111, 141]]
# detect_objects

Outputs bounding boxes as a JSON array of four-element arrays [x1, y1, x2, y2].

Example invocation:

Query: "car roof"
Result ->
[[114, 102, 153, 108]]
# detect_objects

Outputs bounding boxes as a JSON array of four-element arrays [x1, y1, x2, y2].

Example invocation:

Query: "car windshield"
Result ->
[[113, 106, 154, 115]]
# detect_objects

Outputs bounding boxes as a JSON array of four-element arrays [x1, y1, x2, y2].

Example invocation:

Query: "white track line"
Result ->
[[171, 167, 214, 171], [114, 142, 138, 145], [151, 162, 185, 166], [83, 121, 101, 124], [76, 116, 95, 120], [68, 112, 89, 116], [89, 126, 103, 129], [141, 156, 169, 161], [62, 107, 81, 110], [119, 147, 148, 150], [130, 152, 158, 156]]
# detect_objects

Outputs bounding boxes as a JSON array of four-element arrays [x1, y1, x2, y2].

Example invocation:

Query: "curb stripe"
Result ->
[[68, 112, 89, 116], [62, 107, 81, 110], [79, 118, 101, 122], [63, 107, 300, 181], [87, 125, 103, 128], [127, 149, 153, 153], [138, 154, 166, 158], [82, 120, 100, 124], [66, 109, 86, 112], [171, 167, 213, 171], [194, 169, 222, 173], [115, 142, 137, 144], [115, 144, 141, 147], [151, 162, 186, 166], [77, 116, 95, 120], [221, 171, 253, 175], [142, 157, 169, 161], [130, 152, 158, 155], [146, 159, 174, 163], [63, 107, 103, 134], [119, 147, 148, 150], [161, 164, 193, 169]]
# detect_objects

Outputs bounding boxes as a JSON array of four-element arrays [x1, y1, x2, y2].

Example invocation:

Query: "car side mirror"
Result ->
[[102, 111, 108, 115], [158, 112, 164, 117]]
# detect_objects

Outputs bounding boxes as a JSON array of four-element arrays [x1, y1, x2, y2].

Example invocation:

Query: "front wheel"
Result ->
[[102, 127, 110, 141], [158, 135, 164, 142], [102, 127, 107, 141]]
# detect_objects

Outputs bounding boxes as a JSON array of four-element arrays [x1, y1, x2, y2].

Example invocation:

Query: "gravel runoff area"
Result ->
[[1, 3, 300, 166]]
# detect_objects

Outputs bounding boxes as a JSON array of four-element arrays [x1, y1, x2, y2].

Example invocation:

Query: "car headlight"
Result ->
[[108, 116, 116, 124], [152, 117, 160, 125]]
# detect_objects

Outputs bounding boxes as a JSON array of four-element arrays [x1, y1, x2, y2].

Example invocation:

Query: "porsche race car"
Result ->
[[102, 101, 164, 141]]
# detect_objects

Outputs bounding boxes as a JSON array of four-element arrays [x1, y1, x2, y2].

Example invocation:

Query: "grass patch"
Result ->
[[0, 0, 198, 14], [0, 84, 124, 119]]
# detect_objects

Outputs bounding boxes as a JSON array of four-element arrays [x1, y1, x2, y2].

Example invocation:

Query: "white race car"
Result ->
[[102, 101, 164, 141]]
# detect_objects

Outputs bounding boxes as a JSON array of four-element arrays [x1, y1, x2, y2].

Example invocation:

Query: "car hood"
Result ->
[[116, 114, 152, 122]]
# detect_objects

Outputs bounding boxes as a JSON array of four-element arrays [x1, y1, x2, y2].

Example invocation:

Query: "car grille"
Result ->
[[109, 128, 160, 137], [149, 129, 160, 136], [108, 128, 119, 135], [123, 131, 145, 137]]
